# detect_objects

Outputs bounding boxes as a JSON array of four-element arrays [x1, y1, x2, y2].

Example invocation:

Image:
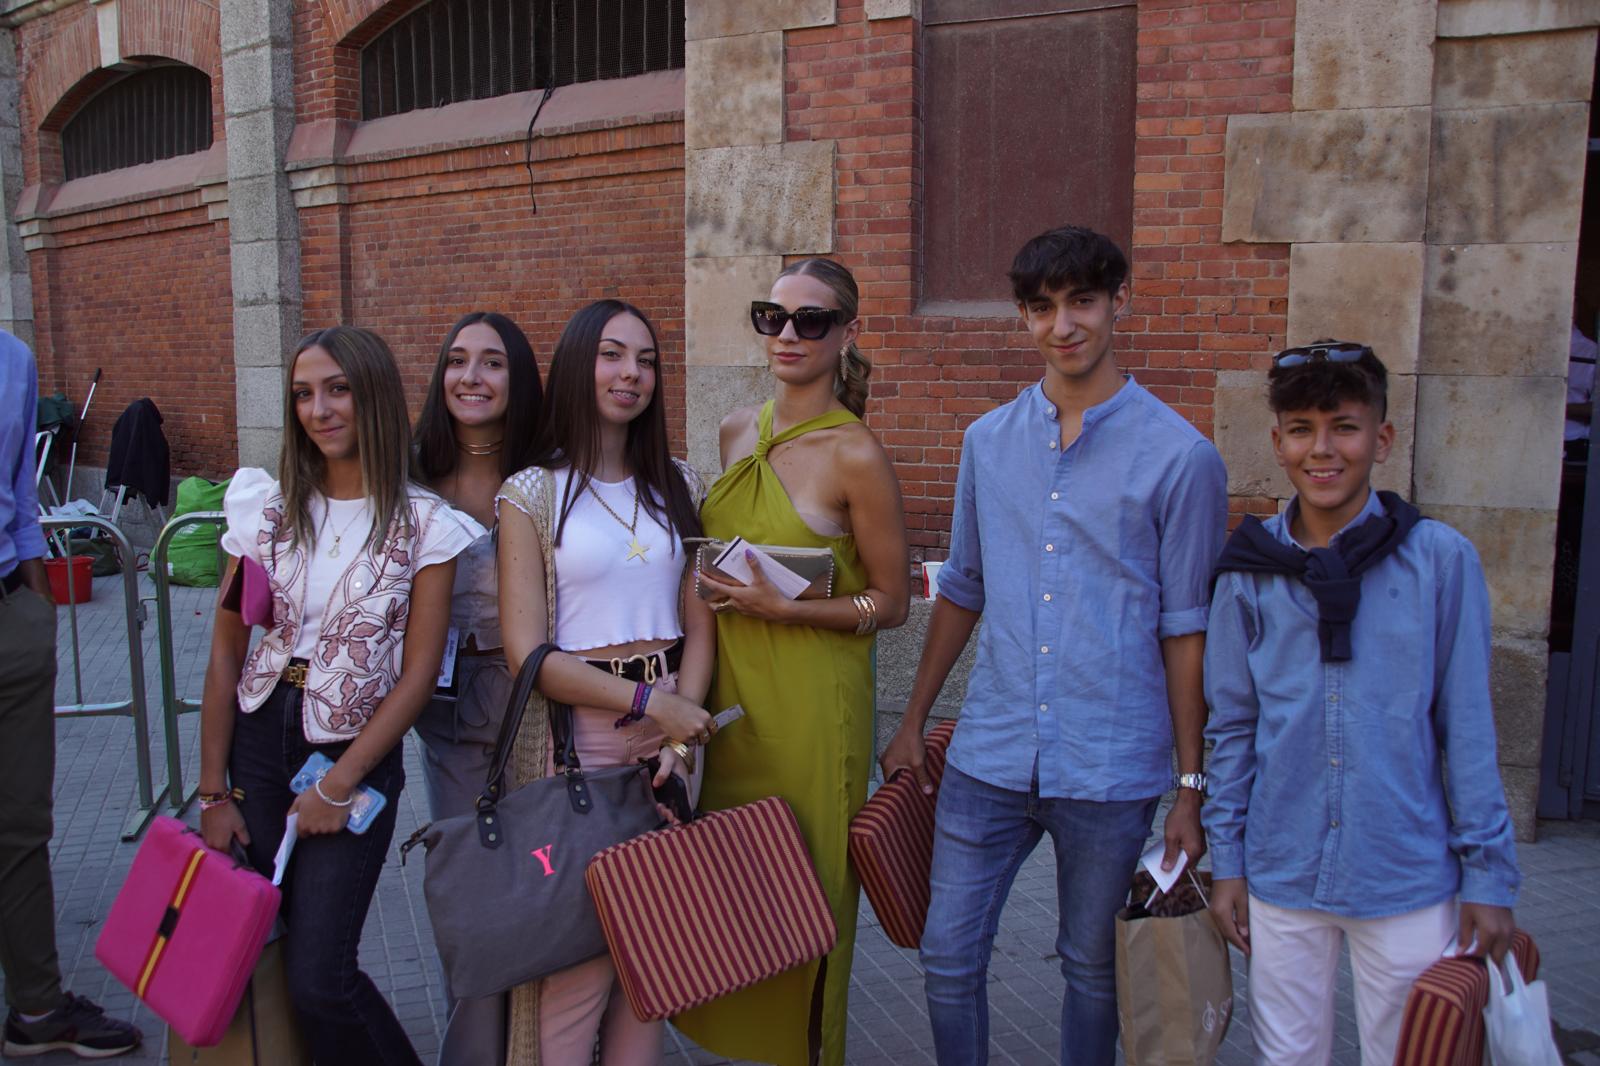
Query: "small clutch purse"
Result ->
[[690, 538, 835, 600], [220, 556, 274, 627]]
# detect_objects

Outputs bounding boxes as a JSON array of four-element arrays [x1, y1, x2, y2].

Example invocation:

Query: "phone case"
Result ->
[[289, 753, 387, 835]]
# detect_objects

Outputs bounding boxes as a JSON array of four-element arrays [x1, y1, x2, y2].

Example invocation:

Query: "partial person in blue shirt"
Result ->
[[882, 227, 1227, 1066], [0, 330, 143, 1058], [1204, 341, 1519, 1066]]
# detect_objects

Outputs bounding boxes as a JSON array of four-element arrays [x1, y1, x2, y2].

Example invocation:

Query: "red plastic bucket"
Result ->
[[45, 555, 94, 603]]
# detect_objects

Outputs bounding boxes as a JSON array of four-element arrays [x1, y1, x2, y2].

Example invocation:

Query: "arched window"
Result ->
[[61, 65, 214, 180], [361, 0, 684, 120]]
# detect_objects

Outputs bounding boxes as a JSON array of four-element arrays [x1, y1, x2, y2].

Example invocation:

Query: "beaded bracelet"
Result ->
[[614, 682, 653, 729]]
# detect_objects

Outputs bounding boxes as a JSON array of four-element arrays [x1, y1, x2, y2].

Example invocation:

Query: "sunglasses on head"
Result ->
[[1272, 341, 1373, 369], [750, 301, 850, 341]]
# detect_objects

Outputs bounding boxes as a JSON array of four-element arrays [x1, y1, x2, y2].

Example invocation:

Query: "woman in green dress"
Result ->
[[680, 258, 910, 1065]]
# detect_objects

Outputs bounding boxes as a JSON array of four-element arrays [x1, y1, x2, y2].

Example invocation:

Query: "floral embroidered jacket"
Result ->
[[229, 471, 481, 743]]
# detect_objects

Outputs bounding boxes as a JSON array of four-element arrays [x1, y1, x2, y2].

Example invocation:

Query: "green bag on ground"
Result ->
[[167, 476, 230, 587]]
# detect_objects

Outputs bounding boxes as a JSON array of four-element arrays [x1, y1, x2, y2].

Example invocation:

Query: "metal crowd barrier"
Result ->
[[148, 512, 227, 817], [40, 515, 160, 841]]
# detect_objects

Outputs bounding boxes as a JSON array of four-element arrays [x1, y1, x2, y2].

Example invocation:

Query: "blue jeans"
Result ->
[[920, 764, 1156, 1066], [230, 684, 421, 1066]]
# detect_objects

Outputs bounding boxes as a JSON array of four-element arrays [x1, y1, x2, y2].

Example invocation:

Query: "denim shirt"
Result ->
[[940, 378, 1227, 801], [1, 332, 46, 580], [1203, 491, 1521, 917]]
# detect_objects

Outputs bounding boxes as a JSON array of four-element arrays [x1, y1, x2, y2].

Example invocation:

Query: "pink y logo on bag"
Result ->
[[530, 844, 556, 876]]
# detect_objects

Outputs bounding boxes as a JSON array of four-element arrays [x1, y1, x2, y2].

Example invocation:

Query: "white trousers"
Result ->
[[1247, 895, 1456, 1066]]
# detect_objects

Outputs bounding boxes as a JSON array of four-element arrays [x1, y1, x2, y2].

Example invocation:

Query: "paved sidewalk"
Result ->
[[6, 570, 1599, 1064]]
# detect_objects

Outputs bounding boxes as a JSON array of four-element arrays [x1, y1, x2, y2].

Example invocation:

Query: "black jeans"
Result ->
[[229, 684, 421, 1066]]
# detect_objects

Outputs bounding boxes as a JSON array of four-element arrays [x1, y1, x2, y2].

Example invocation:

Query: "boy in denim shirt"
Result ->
[[1204, 342, 1520, 1065], [884, 227, 1227, 1065]]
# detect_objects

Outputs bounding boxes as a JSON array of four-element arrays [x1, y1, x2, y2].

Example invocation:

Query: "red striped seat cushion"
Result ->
[[585, 795, 837, 1022], [1393, 929, 1539, 1066], [847, 721, 957, 950]]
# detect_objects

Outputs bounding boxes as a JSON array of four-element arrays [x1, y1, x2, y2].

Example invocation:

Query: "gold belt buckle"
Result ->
[[608, 654, 658, 684], [282, 662, 308, 688]]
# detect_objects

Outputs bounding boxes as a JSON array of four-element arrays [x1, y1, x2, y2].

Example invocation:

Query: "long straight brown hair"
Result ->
[[278, 326, 415, 554], [527, 300, 701, 551]]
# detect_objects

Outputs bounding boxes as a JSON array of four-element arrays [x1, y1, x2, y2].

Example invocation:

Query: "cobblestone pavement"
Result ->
[[7, 571, 1599, 1064]]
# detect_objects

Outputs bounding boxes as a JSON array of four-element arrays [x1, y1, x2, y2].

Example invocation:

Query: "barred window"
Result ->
[[361, 0, 684, 121], [61, 65, 214, 181]]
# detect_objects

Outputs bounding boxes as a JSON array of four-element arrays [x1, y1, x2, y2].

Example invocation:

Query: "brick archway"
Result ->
[[24, 0, 219, 131]]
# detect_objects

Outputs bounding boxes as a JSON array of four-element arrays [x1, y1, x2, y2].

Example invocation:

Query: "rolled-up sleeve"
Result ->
[[1432, 538, 1520, 907], [1202, 572, 1260, 881], [936, 429, 984, 612], [6, 347, 46, 564], [1156, 439, 1227, 638]]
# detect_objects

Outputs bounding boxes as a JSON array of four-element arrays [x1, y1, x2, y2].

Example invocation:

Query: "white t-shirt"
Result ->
[[497, 465, 688, 653]]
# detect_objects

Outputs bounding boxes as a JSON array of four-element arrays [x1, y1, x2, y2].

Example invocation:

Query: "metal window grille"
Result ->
[[361, 0, 684, 120], [61, 66, 214, 181]]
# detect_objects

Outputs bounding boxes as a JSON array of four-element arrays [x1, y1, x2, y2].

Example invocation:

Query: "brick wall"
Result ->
[[16, 0, 235, 479], [785, 0, 1295, 554], [31, 204, 237, 477], [298, 131, 689, 449]]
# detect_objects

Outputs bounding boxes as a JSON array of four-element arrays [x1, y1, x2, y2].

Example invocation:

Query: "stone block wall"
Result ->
[[1219, 0, 1596, 838]]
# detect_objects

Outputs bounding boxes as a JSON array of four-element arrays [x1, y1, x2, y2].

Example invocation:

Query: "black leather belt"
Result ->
[[1, 568, 23, 598], [584, 638, 684, 683]]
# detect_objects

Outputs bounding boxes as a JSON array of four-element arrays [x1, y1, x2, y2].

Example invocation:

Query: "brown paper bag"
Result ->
[[1115, 870, 1234, 1066], [167, 937, 310, 1065]]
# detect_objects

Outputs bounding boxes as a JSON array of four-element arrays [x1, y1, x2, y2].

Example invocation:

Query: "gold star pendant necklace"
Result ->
[[587, 481, 649, 563]]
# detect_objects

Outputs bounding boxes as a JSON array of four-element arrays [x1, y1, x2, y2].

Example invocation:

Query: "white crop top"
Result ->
[[497, 466, 688, 653]]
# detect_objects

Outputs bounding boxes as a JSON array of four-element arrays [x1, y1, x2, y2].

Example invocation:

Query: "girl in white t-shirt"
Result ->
[[197, 326, 483, 1065], [496, 299, 715, 1064]]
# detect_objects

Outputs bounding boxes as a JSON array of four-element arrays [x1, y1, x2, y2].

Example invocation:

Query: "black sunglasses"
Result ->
[[1272, 341, 1373, 369], [750, 301, 850, 341]]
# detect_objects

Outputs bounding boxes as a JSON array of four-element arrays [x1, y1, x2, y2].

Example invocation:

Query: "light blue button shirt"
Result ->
[[1, 331, 46, 580], [1203, 490, 1521, 918], [939, 378, 1228, 801]]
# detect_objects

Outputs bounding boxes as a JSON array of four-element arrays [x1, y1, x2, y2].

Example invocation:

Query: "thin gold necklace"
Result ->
[[587, 481, 649, 563], [321, 500, 367, 559], [458, 438, 502, 456]]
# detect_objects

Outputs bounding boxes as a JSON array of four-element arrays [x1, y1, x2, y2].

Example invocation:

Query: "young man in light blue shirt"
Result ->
[[883, 227, 1227, 1065], [1204, 342, 1519, 1065]]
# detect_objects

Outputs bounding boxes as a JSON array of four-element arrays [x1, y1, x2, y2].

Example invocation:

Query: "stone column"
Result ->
[[221, 0, 300, 469], [1219, 0, 1598, 838], [682, 0, 838, 476], [1417, 21, 1595, 835], [0, 30, 33, 347]]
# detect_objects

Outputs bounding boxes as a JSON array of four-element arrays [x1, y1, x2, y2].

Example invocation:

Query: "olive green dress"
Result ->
[[674, 403, 874, 1066]]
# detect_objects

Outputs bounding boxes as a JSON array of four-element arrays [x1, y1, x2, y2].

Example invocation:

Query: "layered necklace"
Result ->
[[458, 438, 502, 456], [587, 480, 649, 563]]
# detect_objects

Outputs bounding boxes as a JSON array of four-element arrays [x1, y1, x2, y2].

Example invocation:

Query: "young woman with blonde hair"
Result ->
[[678, 258, 910, 1066]]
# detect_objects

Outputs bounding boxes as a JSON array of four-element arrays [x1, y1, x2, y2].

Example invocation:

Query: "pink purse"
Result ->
[[96, 816, 281, 1047], [221, 556, 273, 627]]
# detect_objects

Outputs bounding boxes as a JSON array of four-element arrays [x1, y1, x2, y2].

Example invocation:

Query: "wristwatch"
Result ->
[[1176, 772, 1208, 795]]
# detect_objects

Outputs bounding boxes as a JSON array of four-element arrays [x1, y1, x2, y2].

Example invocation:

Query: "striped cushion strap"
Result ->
[[136, 847, 206, 997]]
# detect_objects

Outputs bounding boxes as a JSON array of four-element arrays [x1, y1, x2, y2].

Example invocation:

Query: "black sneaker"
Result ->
[[2, 994, 142, 1059]]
